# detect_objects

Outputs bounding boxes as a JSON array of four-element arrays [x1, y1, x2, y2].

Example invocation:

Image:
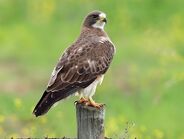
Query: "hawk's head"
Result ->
[[83, 11, 107, 30]]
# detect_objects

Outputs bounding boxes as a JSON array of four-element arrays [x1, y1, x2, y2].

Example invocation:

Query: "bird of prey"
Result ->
[[33, 11, 115, 117]]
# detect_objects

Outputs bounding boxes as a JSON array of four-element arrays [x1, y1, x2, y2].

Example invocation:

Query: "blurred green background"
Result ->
[[0, 0, 184, 138]]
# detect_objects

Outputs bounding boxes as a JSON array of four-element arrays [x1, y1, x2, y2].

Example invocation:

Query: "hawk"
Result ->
[[33, 11, 115, 117]]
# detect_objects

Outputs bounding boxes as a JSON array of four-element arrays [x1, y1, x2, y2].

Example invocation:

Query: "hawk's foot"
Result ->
[[74, 97, 88, 105], [85, 98, 105, 109]]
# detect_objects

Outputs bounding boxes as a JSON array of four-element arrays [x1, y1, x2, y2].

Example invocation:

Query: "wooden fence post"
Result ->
[[76, 103, 105, 139]]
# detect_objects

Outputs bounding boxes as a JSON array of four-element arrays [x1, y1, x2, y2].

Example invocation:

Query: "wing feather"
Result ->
[[48, 39, 115, 91], [33, 37, 115, 116]]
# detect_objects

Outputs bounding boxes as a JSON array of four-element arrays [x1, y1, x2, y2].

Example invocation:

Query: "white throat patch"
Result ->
[[92, 22, 105, 30], [92, 13, 106, 30]]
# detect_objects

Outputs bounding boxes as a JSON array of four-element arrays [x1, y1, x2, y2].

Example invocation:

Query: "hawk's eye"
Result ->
[[92, 15, 99, 18]]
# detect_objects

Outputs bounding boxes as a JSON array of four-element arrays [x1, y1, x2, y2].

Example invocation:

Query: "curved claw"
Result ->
[[74, 97, 89, 105], [85, 98, 105, 109]]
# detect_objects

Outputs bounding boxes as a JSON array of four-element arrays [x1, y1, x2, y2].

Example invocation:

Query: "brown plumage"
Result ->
[[33, 11, 115, 117]]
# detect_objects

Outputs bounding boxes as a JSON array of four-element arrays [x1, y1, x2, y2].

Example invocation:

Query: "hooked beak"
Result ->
[[102, 18, 107, 23], [99, 13, 107, 23]]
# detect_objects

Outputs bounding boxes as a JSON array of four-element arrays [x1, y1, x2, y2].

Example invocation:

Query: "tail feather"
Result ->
[[33, 78, 96, 117], [33, 88, 78, 117]]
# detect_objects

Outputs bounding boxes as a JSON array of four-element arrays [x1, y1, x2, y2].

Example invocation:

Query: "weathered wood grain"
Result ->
[[76, 103, 105, 139]]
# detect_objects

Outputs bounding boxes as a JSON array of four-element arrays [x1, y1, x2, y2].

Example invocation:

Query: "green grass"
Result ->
[[0, 0, 184, 138]]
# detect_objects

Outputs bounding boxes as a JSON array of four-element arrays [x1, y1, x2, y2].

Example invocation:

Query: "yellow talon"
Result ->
[[85, 97, 104, 108], [75, 97, 88, 104]]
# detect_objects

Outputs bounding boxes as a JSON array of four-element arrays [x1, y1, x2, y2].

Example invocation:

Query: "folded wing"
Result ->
[[33, 39, 115, 116]]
